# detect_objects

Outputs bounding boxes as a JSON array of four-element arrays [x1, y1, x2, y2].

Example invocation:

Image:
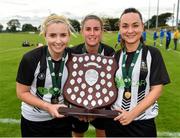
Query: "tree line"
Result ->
[[0, 12, 176, 33]]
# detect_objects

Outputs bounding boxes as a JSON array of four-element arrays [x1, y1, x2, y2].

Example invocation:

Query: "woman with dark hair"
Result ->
[[105, 8, 170, 137], [70, 14, 115, 138]]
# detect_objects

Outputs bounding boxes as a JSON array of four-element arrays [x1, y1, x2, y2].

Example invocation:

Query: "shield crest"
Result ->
[[63, 53, 118, 109], [85, 69, 99, 86]]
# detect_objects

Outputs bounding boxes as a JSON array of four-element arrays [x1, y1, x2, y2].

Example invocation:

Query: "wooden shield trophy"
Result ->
[[58, 53, 118, 118]]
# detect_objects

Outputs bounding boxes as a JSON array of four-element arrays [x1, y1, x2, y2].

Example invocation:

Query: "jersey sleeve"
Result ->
[[149, 47, 170, 86], [70, 44, 84, 54], [16, 53, 37, 86]]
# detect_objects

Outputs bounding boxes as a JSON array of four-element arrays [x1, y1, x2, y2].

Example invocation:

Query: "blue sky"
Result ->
[[0, 0, 179, 28]]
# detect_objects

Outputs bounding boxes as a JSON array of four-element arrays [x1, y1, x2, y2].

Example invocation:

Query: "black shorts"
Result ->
[[90, 118, 106, 130], [71, 117, 106, 133], [71, 117, 89, 133], [105, 118, 157, 137], [21, 116, 72, 137]]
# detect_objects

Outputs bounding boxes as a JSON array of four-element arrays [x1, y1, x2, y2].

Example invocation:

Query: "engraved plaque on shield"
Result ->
[[59, 53, 118, 118]]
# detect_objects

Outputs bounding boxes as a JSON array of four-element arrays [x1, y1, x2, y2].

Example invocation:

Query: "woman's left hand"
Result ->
[[114, 108, 135, 125]]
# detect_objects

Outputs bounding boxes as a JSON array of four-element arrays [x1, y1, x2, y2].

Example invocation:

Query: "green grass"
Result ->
[[0, 123, 21, 137], [0, 32, 180, 137]]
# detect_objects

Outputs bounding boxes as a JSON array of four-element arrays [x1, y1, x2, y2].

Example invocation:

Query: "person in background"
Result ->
[[142, 28, 146, 44], [16, 14, 74, 137], [153, 30, 158, 47], [105, 8, 170, 137], [70, 14, 115, 138], [166, 29, 171, 50], [115, 31, 121, 49], [173, 29, 179, 50], [159, 28, 165, 46]]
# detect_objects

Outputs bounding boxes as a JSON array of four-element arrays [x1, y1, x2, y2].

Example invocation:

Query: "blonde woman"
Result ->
[[16, 14, 73, 137]]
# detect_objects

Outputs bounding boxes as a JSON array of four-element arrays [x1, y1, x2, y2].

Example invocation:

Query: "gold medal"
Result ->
[[125, 91, 131, 99]]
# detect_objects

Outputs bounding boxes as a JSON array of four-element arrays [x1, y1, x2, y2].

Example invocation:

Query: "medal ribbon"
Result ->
[[47, 49, 67, 98], [122, 43, 142, 91]]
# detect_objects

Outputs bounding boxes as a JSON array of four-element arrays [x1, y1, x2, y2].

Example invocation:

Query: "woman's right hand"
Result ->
[[45, 103, 67, 118], [16, 82, 68, 118]]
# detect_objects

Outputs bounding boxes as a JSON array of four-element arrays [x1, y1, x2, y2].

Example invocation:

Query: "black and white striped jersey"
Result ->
[[16, 46, 69, 121], [113, 45, 170, 120]]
